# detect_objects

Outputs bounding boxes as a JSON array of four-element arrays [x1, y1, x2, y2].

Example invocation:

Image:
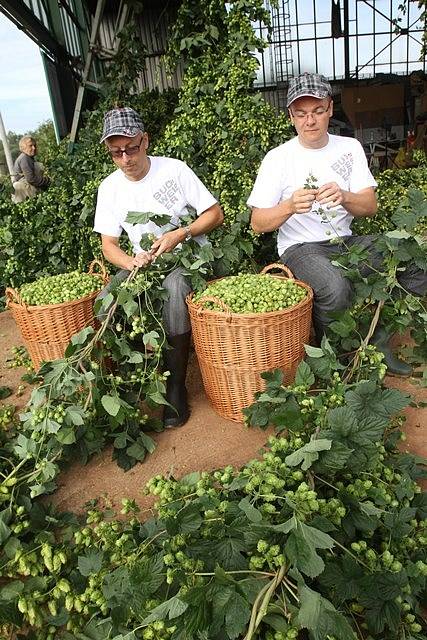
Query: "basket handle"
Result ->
[[5, 286, 26, 308], [88, 258, 109, 284], [194, 295, 232, 321], [260, 263, 294, 279]]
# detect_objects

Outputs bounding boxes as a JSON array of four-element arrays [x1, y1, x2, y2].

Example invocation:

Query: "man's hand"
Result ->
[[317, 182, 343, 208], [290, 188, 318, 213], [128, 251, 154, 269], [150, 228, 186, 258]]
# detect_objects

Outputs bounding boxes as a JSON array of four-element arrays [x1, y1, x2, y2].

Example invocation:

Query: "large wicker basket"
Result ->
[[186, 264, 313, 423], [5, 260, 108, 371]]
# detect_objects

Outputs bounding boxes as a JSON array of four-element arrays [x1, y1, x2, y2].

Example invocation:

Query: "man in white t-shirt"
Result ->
[[248, 73, 426, 376], [94, 107, 223, 427]]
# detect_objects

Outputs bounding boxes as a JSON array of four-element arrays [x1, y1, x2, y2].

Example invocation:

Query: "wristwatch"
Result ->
[[183, 225, 192, 241]]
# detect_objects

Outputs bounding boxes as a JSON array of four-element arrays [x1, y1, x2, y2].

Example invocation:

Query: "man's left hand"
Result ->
[[317, 182, 344, 208], [150, 228, 187, 258]]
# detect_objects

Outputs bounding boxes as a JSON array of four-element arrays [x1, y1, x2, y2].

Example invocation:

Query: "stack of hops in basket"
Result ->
[[193, 273, 307, 314], [19, 271, 104, 306]]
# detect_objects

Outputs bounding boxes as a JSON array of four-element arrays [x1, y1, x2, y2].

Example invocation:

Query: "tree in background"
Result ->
[[0, 131, 20, 175], [28, 120, 57, 165]]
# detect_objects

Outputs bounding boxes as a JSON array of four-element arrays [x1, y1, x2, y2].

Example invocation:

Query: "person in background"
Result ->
[[248, 72, 427, 376], [94, 107, 224, 428], [12, 136, 50, 203]]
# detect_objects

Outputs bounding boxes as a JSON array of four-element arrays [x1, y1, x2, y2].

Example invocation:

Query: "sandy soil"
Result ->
[[1, 309, 425, 515]]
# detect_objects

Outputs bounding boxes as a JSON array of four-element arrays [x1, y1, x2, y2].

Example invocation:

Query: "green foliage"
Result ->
[[325, 188, 427, 370], [1, 208, 225, 503], [13, 263, 173, 479], [127, 210, 224, 292], [0, 172, 103, 289], [28, 120, 58, 165], [0, 130, 20, 170], [353, 166, 427, 235], [1, 355, 426, 639], [93, 2, 147, 108], [154, 0, 294, 273], [0, 2, 426, 638], [412, 148, 427, 167], [2, 198, 425, 639]]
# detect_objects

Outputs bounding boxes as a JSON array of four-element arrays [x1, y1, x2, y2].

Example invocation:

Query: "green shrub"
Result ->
[[354, 166, 427, 235]]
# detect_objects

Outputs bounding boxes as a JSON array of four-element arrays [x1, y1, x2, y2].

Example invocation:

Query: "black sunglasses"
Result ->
[[108, 137, 143, 159]]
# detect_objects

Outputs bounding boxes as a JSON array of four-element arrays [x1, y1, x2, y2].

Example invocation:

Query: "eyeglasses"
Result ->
[[107, 138, 143, 158], [291, 101, 331, 121]]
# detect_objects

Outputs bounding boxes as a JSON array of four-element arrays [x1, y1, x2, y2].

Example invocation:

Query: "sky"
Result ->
[[0, 13, 54, 135]]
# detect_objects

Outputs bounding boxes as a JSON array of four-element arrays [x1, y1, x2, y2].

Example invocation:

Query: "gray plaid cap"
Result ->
[[286, 73, 332, 108], [100, 107, 145, 143]]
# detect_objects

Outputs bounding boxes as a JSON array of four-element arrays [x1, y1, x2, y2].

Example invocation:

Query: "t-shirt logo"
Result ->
[[331, 153, 353, 182], [153, 179, 180, 210]]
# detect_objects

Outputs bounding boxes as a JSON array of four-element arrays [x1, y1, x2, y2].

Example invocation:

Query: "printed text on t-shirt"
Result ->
[[153, 179, 180, 210], [331, 153, 353, 183]]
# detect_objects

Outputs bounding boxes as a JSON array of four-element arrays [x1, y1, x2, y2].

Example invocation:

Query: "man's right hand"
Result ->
[[289, 188, 318, 214], [127, 251, 154, 270]]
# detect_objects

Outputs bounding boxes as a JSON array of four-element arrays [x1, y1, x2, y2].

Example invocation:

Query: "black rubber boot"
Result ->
[[162, 332, 191, 428], [371, 327, 412, 377]]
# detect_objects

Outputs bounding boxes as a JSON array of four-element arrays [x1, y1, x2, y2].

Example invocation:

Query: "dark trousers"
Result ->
[[95, 266, 191, 336]]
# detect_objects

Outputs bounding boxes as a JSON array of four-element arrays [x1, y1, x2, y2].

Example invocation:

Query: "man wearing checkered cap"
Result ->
[[248, 72, 427, 376], [94, 107, 224, 427]]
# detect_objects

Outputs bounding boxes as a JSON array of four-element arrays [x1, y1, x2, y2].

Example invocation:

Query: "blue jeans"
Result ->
[[280, 235, 427, 341], [95, 266, 192, 336]]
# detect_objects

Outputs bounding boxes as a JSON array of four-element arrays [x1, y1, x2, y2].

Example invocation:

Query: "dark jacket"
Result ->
[[12, 152, 50, 189]]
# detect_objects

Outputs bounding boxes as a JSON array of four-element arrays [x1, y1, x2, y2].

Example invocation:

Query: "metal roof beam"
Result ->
[[0, 0, 72, 66], [57, 0, 83, 31], [69, 0, 106, 143]]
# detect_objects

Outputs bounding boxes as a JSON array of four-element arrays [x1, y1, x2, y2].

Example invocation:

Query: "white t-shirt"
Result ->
[[94, 156, 217, 254], [247, 134, 377, 256]]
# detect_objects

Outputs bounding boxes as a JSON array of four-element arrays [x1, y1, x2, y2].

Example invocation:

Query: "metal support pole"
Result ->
[[343, 0, 350, 80], [0, 110, 15, 182], [41, 53, 60, 144], [69, 0, 107, 144], [112, 1, 130, 52]]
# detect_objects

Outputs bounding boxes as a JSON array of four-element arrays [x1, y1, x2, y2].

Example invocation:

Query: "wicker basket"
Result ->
[[5, 260, 108, 370], [186, 264, 313, 423]]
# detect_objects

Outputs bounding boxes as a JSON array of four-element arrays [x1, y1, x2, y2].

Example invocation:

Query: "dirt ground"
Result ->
[[0, 309, 425, 516]]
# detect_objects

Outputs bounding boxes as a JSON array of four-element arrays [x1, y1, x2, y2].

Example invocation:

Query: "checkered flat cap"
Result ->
[[286, 73, 332, 107], [100, 107, 145, 143]]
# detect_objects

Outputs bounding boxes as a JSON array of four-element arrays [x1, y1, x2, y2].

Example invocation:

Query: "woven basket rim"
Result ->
[[6, 286, 104, 313], [6, 258, 109, 312], [186, 279, 313, 319]]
